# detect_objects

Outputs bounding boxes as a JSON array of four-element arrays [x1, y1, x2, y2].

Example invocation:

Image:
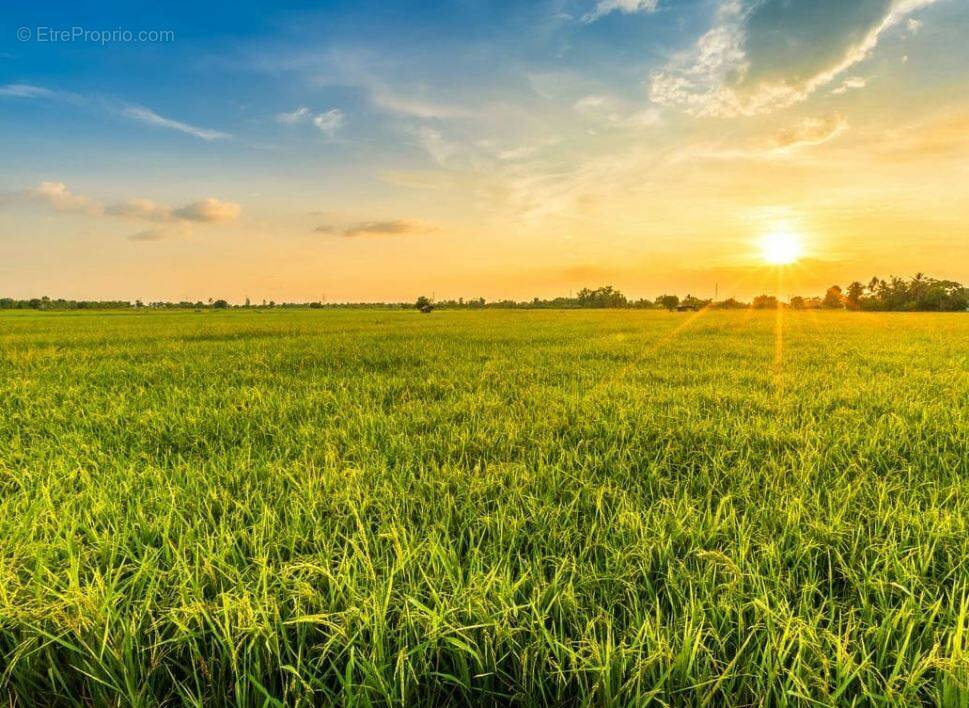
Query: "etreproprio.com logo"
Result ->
[[18, 26, 175, 44]]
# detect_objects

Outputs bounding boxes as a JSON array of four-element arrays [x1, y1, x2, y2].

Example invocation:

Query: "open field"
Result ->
[[0, 309, 967, 705]]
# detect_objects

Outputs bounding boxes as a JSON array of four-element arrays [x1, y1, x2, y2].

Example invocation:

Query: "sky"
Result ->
[[1, 0, 967, 302]]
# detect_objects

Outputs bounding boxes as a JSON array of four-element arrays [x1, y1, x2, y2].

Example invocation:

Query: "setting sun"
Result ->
[[760, 231, 804, 265]]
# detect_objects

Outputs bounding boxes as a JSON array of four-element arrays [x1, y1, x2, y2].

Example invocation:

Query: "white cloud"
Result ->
[[650, 0, 941, 117], [369, 88, 469, 119], [582, 0, 659, 24], [574, 95, 609, 112], [0, 83, 56, 99], [312, 108, 346, 139], [831, 76, 867, 95], [26, 182, 101, 215], [276, 106, 311, 124], [574, 94, 663, 129], [123, 105, 230, 141], [907, 18, 922, 33], [275, 106, 346, 139]]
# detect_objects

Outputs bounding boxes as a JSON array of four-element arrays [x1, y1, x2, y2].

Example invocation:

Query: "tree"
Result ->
[[415, 295, 432, 310], [845, 281, 864, 309], [575, 286, 627, 308], [752, 294, 778, 309], [789, 296, 806, 310], [212, 299, 229, 309], [822, 285, 844, 309], [656, 294, 679, 311]]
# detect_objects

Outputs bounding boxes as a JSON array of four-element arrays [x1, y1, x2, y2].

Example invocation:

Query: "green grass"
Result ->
[[0, 309, 967, 705]]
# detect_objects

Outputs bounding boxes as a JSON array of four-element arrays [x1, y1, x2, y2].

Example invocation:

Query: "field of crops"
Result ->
[[0, 309, 966, 704]]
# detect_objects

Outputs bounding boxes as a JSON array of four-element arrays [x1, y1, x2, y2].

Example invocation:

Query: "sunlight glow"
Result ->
[[760, 230, 803, 265]]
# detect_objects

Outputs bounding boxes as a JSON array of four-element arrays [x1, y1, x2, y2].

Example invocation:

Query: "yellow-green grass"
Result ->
[[0, 309, 967, 705]]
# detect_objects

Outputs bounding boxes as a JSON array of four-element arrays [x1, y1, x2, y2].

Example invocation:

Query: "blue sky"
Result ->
[[2, 0, 967, 301]]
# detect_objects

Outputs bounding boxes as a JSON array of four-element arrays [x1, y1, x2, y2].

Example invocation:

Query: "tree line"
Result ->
[[1, 274, 965, 312]]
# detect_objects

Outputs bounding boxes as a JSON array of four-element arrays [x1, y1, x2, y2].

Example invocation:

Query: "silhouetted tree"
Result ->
[[752, 294, 778, 309], [846, 281, 864, 309], [656, 294, 679, 311], [822, 285, 844, 309]]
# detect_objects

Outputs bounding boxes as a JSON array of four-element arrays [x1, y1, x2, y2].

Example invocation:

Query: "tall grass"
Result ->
[[0, 309, 966, 704]]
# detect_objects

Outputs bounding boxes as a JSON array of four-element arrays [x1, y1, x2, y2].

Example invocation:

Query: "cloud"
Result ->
[[123, 105, 230, 141], [126, 223, 193, 242], [582, 0, 658, 23], [340, 219, 435, 237], [772, 114, 848, 150], [105, 198, 174, 221], [312, 109, 346, 138], [172, 198, 242, 222], [0, 83, 56, 99], [414, 126, 458, 166], [25, 183, 241, 237], [275, 106, 346, 139], [26, 181, 101, 215], [831, 76, 867, 95], [276, 106, 311, 124], [650, 0, 941, 117], [369, 88, 469, 119], [574, 95, 609, 112], [574, 94, 662, 129]]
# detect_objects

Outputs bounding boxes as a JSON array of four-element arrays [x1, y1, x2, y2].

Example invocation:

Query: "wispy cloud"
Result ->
[[414, 126, 458, 166], [276, 106, 311, 124], [276, 105, 346, 139], [123, 105, 230, 141], [316, 219, 436, 237], [772, 114, 849, 150], [582, 0, 658, 24], [0, 83, 56, 99], [650, 0, 941, 117]]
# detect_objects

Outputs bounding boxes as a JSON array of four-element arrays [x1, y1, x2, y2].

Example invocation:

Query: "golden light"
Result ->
[[760, 230, 803, 265]]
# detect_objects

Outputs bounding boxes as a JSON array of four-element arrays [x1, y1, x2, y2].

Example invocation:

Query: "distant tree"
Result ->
[[845, 281, 864, 310], [309, 301, 322, 309], [244, 297, 251, 307], [789, 296, 806, 310], [656, 294, 679, 311], [714, 297, 747, 309], [681, 294, 711, 310], [752, 294, 778, 309], [415, 295, 432, 310], [822, 285, 844, 309], [576, 286, 627, 308], [212, 299, 229, 309]]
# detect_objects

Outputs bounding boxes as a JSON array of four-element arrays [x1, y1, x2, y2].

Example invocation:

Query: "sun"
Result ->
[[760, 230, 803, 265]]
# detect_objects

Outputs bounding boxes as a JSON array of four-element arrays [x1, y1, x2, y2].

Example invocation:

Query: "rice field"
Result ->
[[0, 308, 967, 705]]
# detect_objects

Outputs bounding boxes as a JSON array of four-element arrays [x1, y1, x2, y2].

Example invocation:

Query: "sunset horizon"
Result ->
[[3, 1, 968, 303]]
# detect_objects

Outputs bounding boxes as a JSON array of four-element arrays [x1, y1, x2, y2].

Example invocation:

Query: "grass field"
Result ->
[[0, 309, 967, 705]]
